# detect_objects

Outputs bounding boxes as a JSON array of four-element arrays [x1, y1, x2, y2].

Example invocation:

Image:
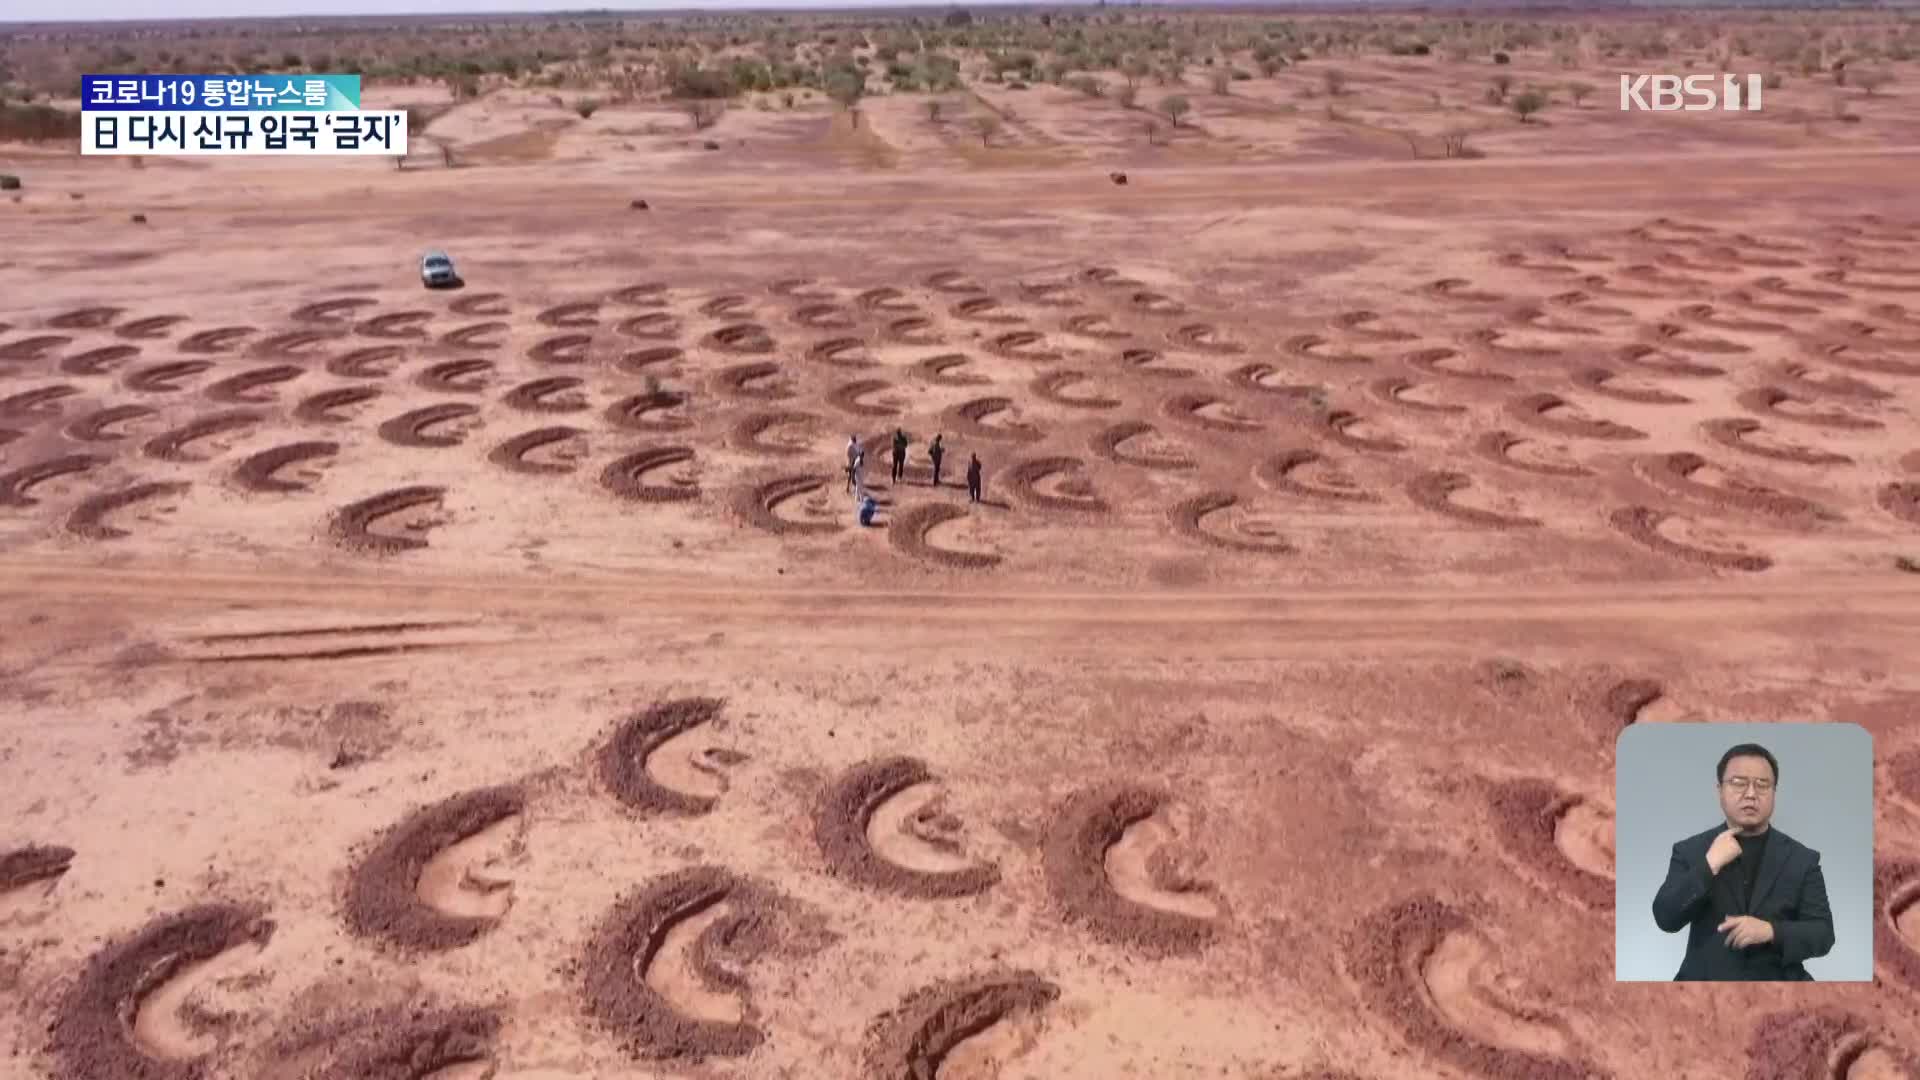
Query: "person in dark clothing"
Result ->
[[891, 428, 909, 483], [928, 434, 946, 487], [965, 453, 983, 504], [1650, 742, 1835, 981]]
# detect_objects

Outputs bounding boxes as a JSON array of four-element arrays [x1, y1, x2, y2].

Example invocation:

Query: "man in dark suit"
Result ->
[[1651, 743, 1835, 981]]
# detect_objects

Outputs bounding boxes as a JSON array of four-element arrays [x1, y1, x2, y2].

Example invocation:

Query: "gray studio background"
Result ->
[[1615, 723, 1873, 982]]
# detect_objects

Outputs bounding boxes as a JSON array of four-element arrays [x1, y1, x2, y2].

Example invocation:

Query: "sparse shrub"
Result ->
[[1490, 73, 1513, 100], [1209, 70, 1230, 95], [0, 102, 82, 142], [1856, 69, 1893, 96], [1441, 128, 1478, 158], [972, 112, 1001, 146], [1116, 83, 1138, 109], [0, 174, 19, 190], [683, 99, 725, 130], [1511, 89, 1547, 122], [782, 91, 796, 108], [1764, 73, 1784, 90], [1007, 80, 1028, 91], [1071, 75, 1105, 99], [575, 99, 601, 119], [1323, 68, 1347, 96], [1565, 81, 1593, 107], [1161, 94, 1191, 126], [926, 99, 944, 122], [1493, 51, 1511, 65]]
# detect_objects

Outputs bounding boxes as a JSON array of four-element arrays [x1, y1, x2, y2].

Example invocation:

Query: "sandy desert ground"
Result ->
[[5, 13, 1920, 1078]]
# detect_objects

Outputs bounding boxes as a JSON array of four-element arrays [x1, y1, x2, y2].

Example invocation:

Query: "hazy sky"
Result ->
[[7, 0, 1047, 23]]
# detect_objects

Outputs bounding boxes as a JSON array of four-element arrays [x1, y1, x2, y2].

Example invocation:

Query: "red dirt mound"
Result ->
[[112, 314, 185, 340], [809, 337, 877, 368], [449, 292, 509, 316], [0, 334, 73, 361], [947, 397, 1043, 443], [1607, 506, 1772, 572], [143, 410, 262, 462], [826, 379, 900, 417], [1743, 1006, 1920, 1080], [487, 426, 585, 475], [1021, 280, 1081, 307], [1092, 421, 1193, 470], [1063, 312, 1131, 340], [608, 282, 669, 307], [125, 360, 215, 394], [1505, 393, 1646, 441], [1637, 452, 1832, 522], [1673, 303, 1788, 335], [178, 326, 255, 354], [440, 321, 507, 350], [1163, 392, 1259, 433], [529, 333, 593, 364], [1256, 448, 1381, 502], [1231, 363, 1317, 397], [47, 305, 123, 330], [1574, 273, 1662, 300], [356, 310, 433, 340], [601, 446, 699, 502], [0, 384, 80, 418], [1838, 319, 1920, 353], [1778, 362, 1890, 400], [1461, 327, 1561, 359], [814, 756, 1001, 897], [700, 294, 752, 318], [537, 301, 600, 329], [325, 346, 405, 379], [50, 903, 275, 1080], [343, 785, 525, 950], [1321, 409, 1408, 454], [1286, 333, 1371, 365], [377, 403, 478, 449], [1507, 305, 1601, 337], [60, 344, 142, 375], [608, 391, 693, 431], [772, 278, 835, 300], [1751, 275, 1847, 303], [580, 866, 805, 1061], [793, 303, 855, 330], [1080, 266, 1146, 289], [1570, 367, 1690, 405], [1613, 344, 1723, 379], [1006, 455, 1107, 513], [0, 843, 74, 892], [597, 698, 731, 814], [1406, 471, 1542, 529], [620, 346, 686, 375], [0, 453, 106, 507], [1043, 783, 1220, 953], [416, 359, 494, 393], [913, 353, 990, 387], [1649, 323, 1752, 355], [861, 972, 1059, 1078], [1701, 418, 1852, 466], [1332, 309, 1416, 341], [1813, 341, 1920, 378], [952, 296, 1020, 324], [329, 485, 447, 552], [1345, 895, 1609, 1080], [733, 473, 841, 536], [1736, 386, 1881, 430], [707, 322, 776, 354], [1171, 491, 1293, 553], [65, 405, 156, 443], [233, 441, 339, 494], [1121, 347, 1196, 380], [714, 361, 794, 400], [889, 503, 1001, 569], [503, 376, 589, 414], [1403, 347, 1512, 383], [1171, 323, 1244, 354], [730, 410, 823, 455], [1880, 483, 1920, 528], [1127, 291, 1186, 316], [1720, 288, 1819, 317], [1544, 291, 1633, 320], [1485, 779, 1613, 911], [856, 286, 918, 313], [1815, 268, 1920, 294], [1472, 430, 1591, 478], [248, 330, 338, 357], [1622, 263, 1710, 290], [885, 316, 942, 344], [924, 268, 985, 293], [205, 364, 304, 404], [264, 1003, 500, 1080], [1599, 678, 1664, 734], [67, 481, 190, 540], [986, 330, 1063, 363], [1032, 370, 1119, 410], [292, 297, 377, 324], [1495, 251, 1580, 275], [1369, 377, 1465, 415], [295, 386, 382, 423], [1423, 278, 1505, 303]]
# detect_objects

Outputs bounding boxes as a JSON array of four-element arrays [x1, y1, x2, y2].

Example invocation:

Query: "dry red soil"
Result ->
[[4, 14, 1920, 1076]]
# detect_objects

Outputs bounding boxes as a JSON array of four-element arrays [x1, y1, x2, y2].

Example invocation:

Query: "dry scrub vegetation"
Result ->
[[2, 7, 1917, 159]]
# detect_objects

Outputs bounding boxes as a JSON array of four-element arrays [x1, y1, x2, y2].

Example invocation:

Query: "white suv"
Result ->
[[420, 250, 458, 288]]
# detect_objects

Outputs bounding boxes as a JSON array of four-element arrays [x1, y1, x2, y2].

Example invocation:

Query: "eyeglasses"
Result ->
[[1722, 778, 1774, 793]]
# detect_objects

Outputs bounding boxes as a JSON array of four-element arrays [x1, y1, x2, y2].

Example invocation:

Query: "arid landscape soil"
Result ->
[[4, 6, 1920, 1078]]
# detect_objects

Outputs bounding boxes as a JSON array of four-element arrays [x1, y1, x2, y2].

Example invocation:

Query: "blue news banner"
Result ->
[[81, 75, 408, 156]]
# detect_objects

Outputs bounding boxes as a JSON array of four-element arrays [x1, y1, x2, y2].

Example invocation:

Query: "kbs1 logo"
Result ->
[[1620, 74, 1764, 112]]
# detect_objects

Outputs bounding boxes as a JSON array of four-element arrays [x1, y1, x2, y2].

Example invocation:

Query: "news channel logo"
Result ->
[[80, 75, 408, 156], [1620, 74, 1765, 112]]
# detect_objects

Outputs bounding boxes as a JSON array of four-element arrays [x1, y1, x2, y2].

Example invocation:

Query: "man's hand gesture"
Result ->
[[1718, 915, 1774, 949], [1706, 828, 1743, 874]]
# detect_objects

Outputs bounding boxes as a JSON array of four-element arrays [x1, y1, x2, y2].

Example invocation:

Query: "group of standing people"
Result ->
[[846, 430, 984, 523]]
